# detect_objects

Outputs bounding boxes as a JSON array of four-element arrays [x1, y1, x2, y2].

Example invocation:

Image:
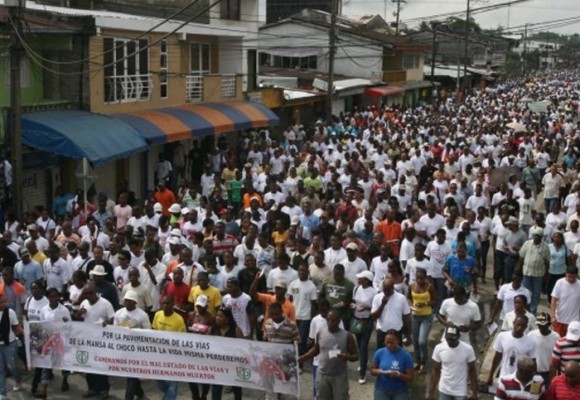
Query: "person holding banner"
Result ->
[[35, 287, 72, 399], [113, 290, 151, 400], [210, 306, 243, 400], [76, 283, 115, 398], [152, 295, 186, 400], [263, 301, 300, 400], [0, 293, 24, 397]]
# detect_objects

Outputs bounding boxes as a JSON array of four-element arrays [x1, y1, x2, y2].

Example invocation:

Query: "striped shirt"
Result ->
[[495, 373, 545, 400], [551, 337, 580, 373], [264, 317, 300, 344], [546, 374, 580, 400], [212, 234, 239, 257]]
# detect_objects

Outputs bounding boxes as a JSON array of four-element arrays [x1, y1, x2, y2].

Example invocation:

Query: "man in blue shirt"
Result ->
[[14, 248, 43, 294], [443, 242, 477, 295]]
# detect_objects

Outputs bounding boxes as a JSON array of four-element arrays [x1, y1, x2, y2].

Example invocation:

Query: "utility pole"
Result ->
[[326, 0, 338, 125], [392, 0, 405, 35], [463, 0, 471, 91], [8, 2, 24, 219], [431, 24, 438, 90], [522, 23, 528, 75]]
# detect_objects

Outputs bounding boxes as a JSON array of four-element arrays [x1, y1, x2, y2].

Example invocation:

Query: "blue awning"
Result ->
[[21, 110, 148, 166]]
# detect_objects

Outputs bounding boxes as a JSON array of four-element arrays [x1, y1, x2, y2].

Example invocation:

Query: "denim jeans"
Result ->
[[355, 318, 373, 378], [545, 197, 559, 214], [374, 385, 410, 400], [523, 275, 544, 314], [312, 365, 318, 398], [494, 250, 506, 283], [503, 255, 518, 284], [297, 319, 311, 359], [431, 278, 446, 313], [0, 341, 20, 396], [480, 240, 490, 279], [439, 393, 467, 400], [547, 273, 565, 304], [412, 314, 433, 365], [155, 380, 178, 400]]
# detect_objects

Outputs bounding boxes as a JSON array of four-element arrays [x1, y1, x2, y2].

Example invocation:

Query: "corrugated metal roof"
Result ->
[[423, 65, 471, 78]]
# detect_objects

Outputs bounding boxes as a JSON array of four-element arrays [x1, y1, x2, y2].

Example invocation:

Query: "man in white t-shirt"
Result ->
[[370, 244, 390, 292], [527, 312, 560, 383], [222, 277, 252, 338], [542, 165, 565, 214], [288, 265, 318, 364], [438, 286, 481, 344], [425, 229, 452, 310], [487, 315, 538, 386], [405, 243, 432, 285], [77, 283, 115, 397], [487, 271, 531, 324], [429, 325, 478, 400], [370, 278, 411, 350], [340, 243, 367, 284], [550, 266, 580, 335]]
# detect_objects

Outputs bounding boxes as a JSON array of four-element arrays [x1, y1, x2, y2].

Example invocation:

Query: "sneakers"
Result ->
[[358, 377, 366, 384], [12, 384, 22, 392]]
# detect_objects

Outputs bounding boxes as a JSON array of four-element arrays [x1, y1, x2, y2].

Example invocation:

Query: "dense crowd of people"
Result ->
[[0, 70, 580, 400]]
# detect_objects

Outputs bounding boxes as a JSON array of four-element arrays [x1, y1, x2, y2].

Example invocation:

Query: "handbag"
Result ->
[[350, 318, 366, 335]]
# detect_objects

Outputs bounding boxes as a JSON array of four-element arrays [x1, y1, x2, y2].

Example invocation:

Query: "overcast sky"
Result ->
[[342, 0, 580, 36]]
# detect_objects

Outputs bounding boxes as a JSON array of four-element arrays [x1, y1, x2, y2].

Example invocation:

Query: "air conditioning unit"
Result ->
[[4, 0, 26, 7]]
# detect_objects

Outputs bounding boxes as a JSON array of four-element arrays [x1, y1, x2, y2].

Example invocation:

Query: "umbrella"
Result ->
[[488, 166, 521, 192], [506, 122, 527, 132], [528, 101, 549, 113]]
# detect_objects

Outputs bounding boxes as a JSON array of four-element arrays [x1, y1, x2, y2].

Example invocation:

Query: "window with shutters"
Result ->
[[103, 38, 152, 103]]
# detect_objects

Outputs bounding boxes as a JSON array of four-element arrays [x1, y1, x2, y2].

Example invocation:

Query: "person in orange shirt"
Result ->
[[249, 275, 296, 329], [0, 267, 27, 321], [154, 181, 176, 216], [375, 210, 402, 257], [242, 184, 263, 209]]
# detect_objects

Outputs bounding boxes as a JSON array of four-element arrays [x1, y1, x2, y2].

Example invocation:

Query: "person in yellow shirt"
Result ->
[[27, 241, 47, 267], [152, 296, 186, 399], [187, 272, 222, 316]]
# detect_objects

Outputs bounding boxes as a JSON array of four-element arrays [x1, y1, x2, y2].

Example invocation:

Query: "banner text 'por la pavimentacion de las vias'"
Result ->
[[25, 321, 299, 396]]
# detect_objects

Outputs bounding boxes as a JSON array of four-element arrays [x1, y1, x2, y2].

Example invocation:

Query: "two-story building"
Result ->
[[258, 9, 429, 112], [5, 0, 278, 208]]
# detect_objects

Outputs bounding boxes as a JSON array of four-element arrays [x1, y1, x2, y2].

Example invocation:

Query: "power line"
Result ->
[[11, 0, 226, 76], [17, 0, 204, 66]]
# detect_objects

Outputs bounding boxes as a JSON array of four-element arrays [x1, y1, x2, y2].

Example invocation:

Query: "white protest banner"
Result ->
[[25, 321, 299, 396]]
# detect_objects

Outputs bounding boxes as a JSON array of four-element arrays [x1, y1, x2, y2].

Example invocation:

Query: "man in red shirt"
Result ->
[[375, 210, 402, 257], [154, 181, 176, 217], [161, 267, 190, 320], [548, 361, 580, 400]]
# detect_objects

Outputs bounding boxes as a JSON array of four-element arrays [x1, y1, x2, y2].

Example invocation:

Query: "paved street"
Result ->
[[9, 275, 523, 400]]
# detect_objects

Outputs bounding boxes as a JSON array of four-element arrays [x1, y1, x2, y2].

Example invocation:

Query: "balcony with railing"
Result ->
[[186, 74, 242, 102], [186, 75, 204, 102], [104, 74, 153, 103]]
